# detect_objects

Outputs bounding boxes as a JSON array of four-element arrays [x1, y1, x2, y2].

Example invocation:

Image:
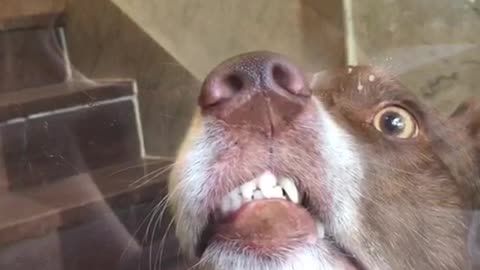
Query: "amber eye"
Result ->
[[373, 106, 419, 139]]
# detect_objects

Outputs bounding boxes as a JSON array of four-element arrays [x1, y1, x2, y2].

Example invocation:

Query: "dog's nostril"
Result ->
[[199, 72, 247, 108], [199, 73, 242, 108], [272, 63, 310, 97], [272, 64, 292, 91], [225, 74, 244, 93]]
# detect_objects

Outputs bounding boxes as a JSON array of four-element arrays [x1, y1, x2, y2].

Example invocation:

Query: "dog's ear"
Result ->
[[450, 99, 480, 145]]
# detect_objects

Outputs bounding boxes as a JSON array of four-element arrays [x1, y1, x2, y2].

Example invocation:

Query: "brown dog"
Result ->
[[168, 51, 480, 270]]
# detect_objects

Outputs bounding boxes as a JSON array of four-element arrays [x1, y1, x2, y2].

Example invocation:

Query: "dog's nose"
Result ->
[[199, 51, 311, 135], [199, 52, 310, 107]]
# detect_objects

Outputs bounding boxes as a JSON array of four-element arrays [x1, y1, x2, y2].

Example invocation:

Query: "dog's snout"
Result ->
[[199, 51, 311, 134]]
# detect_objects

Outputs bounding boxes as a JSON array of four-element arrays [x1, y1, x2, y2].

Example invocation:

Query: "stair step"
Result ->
[[0, 0, 64, 31], [0, 27, 68, 93], [0, 80, 144, 190], [0, 200, 188, 270], [0, 159, 170, 248]]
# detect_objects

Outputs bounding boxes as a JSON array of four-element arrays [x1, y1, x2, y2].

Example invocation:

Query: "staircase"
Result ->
[[0, 5, 183, 270]]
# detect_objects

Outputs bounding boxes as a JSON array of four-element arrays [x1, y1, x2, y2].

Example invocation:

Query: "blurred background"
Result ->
[[0, 0, 478, 269]]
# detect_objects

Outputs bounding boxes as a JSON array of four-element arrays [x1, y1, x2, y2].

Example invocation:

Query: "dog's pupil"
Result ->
[[382, 112, 405, 135]]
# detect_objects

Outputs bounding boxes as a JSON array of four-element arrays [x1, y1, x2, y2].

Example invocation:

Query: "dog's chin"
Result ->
[[201, 244, 337, 270], [199, 236, 359, 270]]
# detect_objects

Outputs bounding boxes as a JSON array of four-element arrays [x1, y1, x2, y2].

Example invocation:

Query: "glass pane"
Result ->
[[0, 1, 478, 269]]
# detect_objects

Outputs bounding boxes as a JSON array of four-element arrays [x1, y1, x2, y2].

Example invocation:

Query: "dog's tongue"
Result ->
[[214, 199, 317, 249]]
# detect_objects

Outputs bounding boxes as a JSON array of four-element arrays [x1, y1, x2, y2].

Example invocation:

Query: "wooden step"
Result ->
[[0, 27, 68, 93], [0, 80, 144, 190], [0, 0, 65, 31], [0, 201, 189, 270], [0, 159, 170, 248]]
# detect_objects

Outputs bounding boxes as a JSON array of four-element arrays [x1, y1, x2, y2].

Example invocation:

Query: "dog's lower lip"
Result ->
[[196, 198, 316, 257], [195, 201, 366, 270]]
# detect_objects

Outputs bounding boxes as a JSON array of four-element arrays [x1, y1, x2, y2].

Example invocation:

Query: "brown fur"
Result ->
[[314, 66, 480, 269]]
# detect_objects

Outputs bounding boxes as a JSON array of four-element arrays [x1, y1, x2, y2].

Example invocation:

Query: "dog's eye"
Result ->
[[373, 106, 418, 139]]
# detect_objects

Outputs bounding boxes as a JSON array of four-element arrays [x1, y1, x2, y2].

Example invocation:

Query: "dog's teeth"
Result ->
[[240, 180, 256, 200], [243, 196, 253, 202], [258, 171, 277, 198], [258, 171, 277, 189], [230, 188, 242, 211], [221, 173, 301, 217], [280, 178, 299, 203], [316, 222, 325, 239], [253, 190, 264, 200], [270, 186, 284, 199], [262, 188, 275, 199], [221, 195, 232, 214]]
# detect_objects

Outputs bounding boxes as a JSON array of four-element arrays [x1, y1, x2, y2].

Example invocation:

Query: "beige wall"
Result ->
[[65, 0, 345, 157], [351, 0, 480, 114], [110, 0, 346, 78], [64, 0, 479, 156]]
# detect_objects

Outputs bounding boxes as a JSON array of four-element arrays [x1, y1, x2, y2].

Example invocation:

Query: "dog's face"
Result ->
[[168, 51, 480, 270]]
